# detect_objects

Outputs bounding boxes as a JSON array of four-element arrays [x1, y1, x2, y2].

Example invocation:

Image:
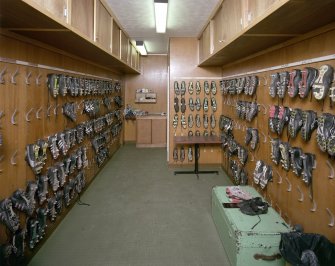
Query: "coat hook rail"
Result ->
[[11, 67, 19, 84]]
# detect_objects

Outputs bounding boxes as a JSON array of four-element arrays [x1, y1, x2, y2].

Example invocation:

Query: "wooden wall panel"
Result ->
[[220, 29, 335, 242], [0, 33, 123, 259], [124, 55, 168, 142], [71, 0, 94, 40], [169, 38, 222, 165]]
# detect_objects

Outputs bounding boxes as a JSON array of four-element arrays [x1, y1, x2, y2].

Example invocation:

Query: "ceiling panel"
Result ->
[[106, 0, 221, 54]]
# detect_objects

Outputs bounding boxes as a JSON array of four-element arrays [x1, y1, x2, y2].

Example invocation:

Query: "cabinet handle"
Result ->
[[254, 253, 281, 261]]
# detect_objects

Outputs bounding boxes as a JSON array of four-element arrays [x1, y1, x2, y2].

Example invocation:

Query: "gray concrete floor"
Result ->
[[29, 144, 232, 266]]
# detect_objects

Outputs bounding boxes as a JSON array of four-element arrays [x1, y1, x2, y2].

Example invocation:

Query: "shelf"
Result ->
[[199, 0, 335, 67], [0, 0, 140, 74]]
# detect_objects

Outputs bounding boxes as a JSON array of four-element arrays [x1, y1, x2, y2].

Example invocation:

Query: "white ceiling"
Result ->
[[106, 0, 221, 54]]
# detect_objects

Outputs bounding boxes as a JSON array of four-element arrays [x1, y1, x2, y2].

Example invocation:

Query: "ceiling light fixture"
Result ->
[[135, 41, 148, 56], [154, 0, 168, 33]]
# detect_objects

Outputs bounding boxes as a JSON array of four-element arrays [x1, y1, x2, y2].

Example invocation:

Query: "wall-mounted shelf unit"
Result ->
[[0, 0, 141, 74], [199, 0, 335, 67]]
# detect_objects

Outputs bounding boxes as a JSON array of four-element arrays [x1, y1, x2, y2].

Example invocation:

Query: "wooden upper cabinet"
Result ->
[[242, 0, 278, 28], [71, 0, 94, 40], [199, 23, 211, 62], [112, 22, 121, 58], [221, 0, 243, 42], [120, 30, 128, 62], [30, 0, 68, 23], [131, 44, 137, 69], [95, 0, 112, 51]]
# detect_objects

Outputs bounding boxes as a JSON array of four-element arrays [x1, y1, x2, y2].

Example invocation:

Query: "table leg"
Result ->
[[174, 143, 219, 177]]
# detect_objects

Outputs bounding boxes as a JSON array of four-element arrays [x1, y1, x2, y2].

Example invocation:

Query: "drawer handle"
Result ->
[[254, 253, 281, 261]]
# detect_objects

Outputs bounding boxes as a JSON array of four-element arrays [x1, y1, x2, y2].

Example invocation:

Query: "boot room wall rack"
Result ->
[[0, 57, 124, 263], [219, 45, 335, 243]]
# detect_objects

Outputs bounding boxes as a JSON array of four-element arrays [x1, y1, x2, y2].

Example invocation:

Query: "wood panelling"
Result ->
[[151, 118, 167, 145], [124, 55, 168, 142], [169, 38, 222, 165], [95, 0, 112, 51], [220, 29, 335, 242], [136, 119, 151, 144], [242, 0, 278, 28], [0, 33, 123, 259], [71, 0, 94, 40]]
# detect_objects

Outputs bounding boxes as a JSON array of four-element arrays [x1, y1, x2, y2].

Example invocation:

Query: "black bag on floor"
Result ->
[[279, 232, 335, 266], [237, 197, 269, 216]]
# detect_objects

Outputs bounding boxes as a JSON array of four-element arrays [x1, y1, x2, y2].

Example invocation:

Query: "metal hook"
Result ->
[[297, 185, 304, 202], [54, 104, 60, 115], [47, 104, 53, 117], [11, 67, 19, 84], [36, 106, 43, 119], [310, 199, 317, 212], [249, 150, 255, 161], [326, 208, 334, 227], [285, 177, 291, 192], [11, 109, 18, 125], [25, 108, 34, 122], [326, 160, 334, 179], [260, 132, 267, 143], [36, 73, 42, 86], [258, 104, 267, 115], [25, 71, 32, 85], [0, 66, 7, 84], [10, 150, 18, 165], [262, 76, 268, 86], [77, 100, 85, 110], [276, 170, 282, 184]]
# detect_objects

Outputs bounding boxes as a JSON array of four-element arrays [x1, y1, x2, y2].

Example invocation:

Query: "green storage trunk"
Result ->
[[212, 186, 291, 266]]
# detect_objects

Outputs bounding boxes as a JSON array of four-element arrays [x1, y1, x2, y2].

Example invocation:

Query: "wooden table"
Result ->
[[174, 136, 222, 178]]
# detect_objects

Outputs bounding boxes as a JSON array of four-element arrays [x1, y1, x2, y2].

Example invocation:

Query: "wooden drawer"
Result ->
[[212, 186, 291, 266]]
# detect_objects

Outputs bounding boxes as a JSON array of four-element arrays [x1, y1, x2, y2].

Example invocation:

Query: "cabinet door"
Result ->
[[71, 0, 94, 40], [112, 22, 121, 57], [137, 119, 152, 144], [243, 0, 278, 28], [221, 0, 243, 42], [95, 0, 112, 51], [199, 23, 211, 62], [120, 30, 128, 62], [152, 119, 166, 145], [31, 0, 68, 23]]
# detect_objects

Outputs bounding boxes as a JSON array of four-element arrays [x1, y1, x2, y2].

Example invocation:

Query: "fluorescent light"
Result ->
[[136, 41, 147, 56], [154, 0, 168, 33]]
